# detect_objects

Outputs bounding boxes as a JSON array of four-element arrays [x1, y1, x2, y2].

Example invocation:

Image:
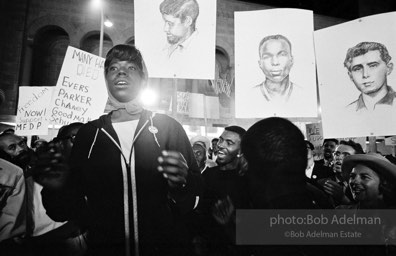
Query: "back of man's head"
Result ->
[[242, 117, 306, 178], [160, 0, 199, 26], [344, 41, 391, 71], [242, 117, 311, 209]]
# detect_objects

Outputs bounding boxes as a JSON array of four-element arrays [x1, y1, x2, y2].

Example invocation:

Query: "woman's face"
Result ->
[[105, 59, 143, 102], [349, 164, 382, 204]]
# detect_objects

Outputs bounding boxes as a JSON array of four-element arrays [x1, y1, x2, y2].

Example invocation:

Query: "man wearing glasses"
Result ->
[[317, 140, 365, 207]]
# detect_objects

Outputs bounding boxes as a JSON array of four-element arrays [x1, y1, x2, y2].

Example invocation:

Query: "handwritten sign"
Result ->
[[15, 87, 54, 135], [306, 122, 368, 158], [48, 46, 108, 126], [385, 136, 396, 146], [306, 123, 324, 159]]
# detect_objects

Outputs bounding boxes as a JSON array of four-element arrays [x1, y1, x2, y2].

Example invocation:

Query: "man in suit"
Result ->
[[305, 140, 333, 181]]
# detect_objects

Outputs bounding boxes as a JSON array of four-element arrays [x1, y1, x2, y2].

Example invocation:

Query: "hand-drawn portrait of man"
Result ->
[[344, 41, 396, 113], [135, 0, 216, 79], [159, 0, 200, 61], [235, 9, 317, 118], [255, 34, 303, 104]]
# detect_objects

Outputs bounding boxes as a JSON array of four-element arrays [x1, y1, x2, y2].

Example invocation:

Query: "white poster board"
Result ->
[[235, 9, 317, 118], [15, 87, 54, 135], [189, 93, 220, 119], [135, 0, 216, 79], [306, 122, 368, 158], [48, 46, 108, 126], [315, 12, 396, 138], [385, 136, 396, 146], [306, 122, 324, 159]]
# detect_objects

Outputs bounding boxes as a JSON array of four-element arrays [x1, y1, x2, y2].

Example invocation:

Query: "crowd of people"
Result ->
[[1, 44, 396, 256]]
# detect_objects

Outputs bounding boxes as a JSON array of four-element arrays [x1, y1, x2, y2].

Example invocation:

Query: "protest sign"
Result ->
[[306, 122, 367, 158], [49, 46, 108, 126], [306, 123, 324, 160], [15, 86, 53, 135], [385, 136, 396, 146]]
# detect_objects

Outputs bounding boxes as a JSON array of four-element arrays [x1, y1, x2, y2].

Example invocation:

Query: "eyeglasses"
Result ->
[[334, 151, 351, 158]]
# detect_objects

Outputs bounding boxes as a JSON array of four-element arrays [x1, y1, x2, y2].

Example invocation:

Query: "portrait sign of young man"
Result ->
[[344, 41, 396, 113], [255, 34, 302, 104], [160, 0, 200, 60], [235, 9, 318, 118], [315, 12, 396, 138], [135, 0, 216, 79]]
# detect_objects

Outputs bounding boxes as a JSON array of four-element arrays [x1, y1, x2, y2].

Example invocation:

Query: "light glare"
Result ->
[[140, 88, 158, 107], [92, 0, 102, 9], [104, 19, 113, 27]]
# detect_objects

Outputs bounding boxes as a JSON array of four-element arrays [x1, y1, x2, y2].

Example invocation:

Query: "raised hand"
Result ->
[[157, 150, 188, 189]]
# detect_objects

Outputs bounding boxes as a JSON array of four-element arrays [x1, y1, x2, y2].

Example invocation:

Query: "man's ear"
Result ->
[[258, 59, 263, 69], [183, 16, 193, 27], [387, 62, 394, 75], [348, 71, 353, 81]]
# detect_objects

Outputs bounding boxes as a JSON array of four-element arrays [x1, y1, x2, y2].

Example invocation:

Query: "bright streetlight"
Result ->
[[92, 0, 113, 57], [104, 16, 113, 28]]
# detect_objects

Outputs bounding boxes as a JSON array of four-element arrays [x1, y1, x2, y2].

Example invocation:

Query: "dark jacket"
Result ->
[[42, 110, 203, 255], [311, 160, 334, 180]]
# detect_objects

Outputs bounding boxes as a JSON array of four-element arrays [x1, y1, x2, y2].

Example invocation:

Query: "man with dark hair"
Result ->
[[308, 139, 339, 183], [254, 34, 303, 104], [333, 140, 364, 174], [344, 41, 396, 112], [319, 138, 339, 167], [241, 117, 327, 255], [159, 0, 200, 60], [195, 125, 249, 255], [242, 117, 314, 209]]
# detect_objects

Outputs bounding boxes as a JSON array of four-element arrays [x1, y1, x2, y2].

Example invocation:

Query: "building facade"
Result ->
[[0, 0, 346, 127]]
